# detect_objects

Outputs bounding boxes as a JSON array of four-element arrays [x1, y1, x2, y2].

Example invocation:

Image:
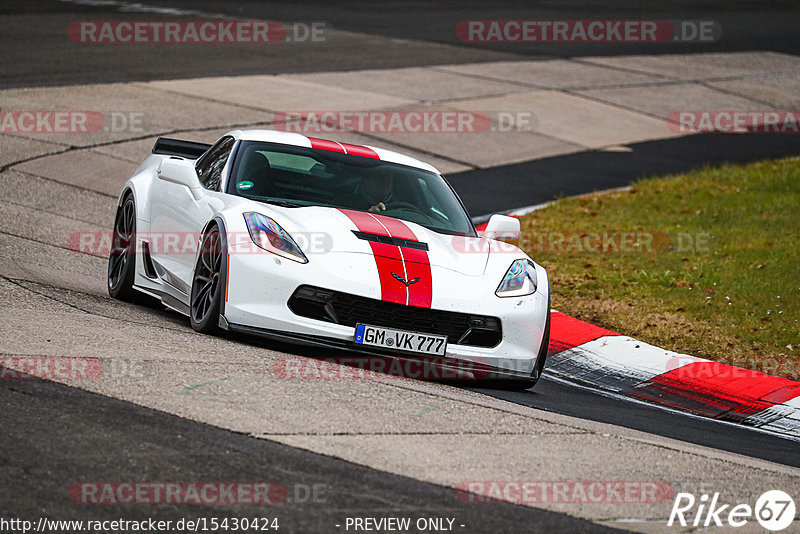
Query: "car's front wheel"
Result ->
[[108, 194, 138, 301], [478, 308, 551, 391], [190, 224, 227, 334]]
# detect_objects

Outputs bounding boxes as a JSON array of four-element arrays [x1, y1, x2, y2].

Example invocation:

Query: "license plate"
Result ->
[[354, 324, 447, 356]]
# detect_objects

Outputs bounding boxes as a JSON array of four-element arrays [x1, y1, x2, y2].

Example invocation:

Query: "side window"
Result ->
[[196, 137, 235, 191]]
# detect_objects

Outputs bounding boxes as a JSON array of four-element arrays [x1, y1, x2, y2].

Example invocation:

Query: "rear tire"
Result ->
[[190, 225, 227, 334]]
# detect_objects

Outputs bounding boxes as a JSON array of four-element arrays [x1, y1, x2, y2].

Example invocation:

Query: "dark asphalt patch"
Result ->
[[3, 1, 799, 88], [450, 132, 800, 220], [0, 367, 624, 533]]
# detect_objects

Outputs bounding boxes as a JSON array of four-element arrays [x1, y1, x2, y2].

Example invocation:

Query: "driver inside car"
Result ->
[[336, 168, 397, 213]]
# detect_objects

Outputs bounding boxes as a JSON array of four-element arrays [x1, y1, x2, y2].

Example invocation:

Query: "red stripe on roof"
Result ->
[[308, 137, 345, 153], [308, 137, 379, 159], [340, 143, 379, 159]]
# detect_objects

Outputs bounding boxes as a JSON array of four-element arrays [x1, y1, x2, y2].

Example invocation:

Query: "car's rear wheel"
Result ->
[[107, 194, 138, 301], [190, 225, 226, 334]]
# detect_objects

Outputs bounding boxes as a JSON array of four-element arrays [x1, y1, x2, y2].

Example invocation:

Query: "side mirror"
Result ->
[[482, 214, 520, 240], [157, 158, 204, 200]]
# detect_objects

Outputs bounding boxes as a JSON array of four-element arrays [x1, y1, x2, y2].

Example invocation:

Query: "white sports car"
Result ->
[[108, 130, 550, 387]]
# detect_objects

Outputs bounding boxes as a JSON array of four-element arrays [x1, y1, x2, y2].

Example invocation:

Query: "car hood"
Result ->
[[257, 205, 493, 277]]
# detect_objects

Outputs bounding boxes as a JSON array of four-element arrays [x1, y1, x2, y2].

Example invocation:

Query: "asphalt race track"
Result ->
[[2, 1, 799, 533], [3, 1, 800, 88], [0, 373, 622, 533]]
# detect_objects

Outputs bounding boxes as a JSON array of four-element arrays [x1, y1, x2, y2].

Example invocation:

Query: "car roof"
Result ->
[[225, 129, 441, 174]]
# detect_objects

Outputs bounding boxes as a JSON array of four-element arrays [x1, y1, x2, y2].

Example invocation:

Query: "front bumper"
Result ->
[[223, 246, 549, 378], [226, 322, 537, 381]]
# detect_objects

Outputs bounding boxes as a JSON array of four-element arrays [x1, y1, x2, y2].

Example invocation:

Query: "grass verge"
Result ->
[[515, 157, 800, 380]]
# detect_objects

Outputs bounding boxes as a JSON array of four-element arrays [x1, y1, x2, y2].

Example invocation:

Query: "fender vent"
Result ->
[[140, 241, 158, 279]]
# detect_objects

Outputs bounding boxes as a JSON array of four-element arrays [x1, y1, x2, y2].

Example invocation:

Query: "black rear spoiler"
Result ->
[[152, 137, 212, 159]]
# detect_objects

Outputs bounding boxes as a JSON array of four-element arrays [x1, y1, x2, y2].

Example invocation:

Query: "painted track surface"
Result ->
[[542, 313, 800, 441]]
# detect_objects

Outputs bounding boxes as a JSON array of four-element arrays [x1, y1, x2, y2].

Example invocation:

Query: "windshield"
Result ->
[[226, 141, 476, 236]]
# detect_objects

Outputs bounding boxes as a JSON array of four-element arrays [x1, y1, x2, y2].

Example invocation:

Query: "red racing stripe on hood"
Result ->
[[370, 213, 432, 308], [338, 209, 405, 306], [338, 209, 432, 308]]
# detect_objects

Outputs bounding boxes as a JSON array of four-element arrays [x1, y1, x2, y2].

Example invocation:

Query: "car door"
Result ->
[[149, 136, 235, 295]]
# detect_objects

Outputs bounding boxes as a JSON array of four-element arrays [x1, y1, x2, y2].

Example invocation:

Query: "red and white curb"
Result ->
[[475, 207, 799, 438], [546, 312, 800, 439]]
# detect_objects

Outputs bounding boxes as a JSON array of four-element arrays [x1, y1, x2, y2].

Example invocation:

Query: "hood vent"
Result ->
[[352, 231, 429, 251]]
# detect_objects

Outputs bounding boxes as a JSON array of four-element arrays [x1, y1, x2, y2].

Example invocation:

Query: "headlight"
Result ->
[[495, 259, 537, 297], [243, 212, 308, 264]]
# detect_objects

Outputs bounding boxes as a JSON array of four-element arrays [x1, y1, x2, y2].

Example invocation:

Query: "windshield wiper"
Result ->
[[260, 199, 302, 208]]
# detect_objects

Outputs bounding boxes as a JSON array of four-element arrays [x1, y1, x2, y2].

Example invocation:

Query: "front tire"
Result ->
[[479, 307, 551, 391], [108, 194, 138, 301], [190, 225, 226, 334], [531, 307, 551, 381]]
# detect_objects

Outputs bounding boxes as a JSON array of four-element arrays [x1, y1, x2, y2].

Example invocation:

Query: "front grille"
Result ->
[[288, 285, 502, 348]]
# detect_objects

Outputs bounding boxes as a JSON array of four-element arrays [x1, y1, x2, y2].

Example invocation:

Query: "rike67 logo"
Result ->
[[669, 490, 795, 531]]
